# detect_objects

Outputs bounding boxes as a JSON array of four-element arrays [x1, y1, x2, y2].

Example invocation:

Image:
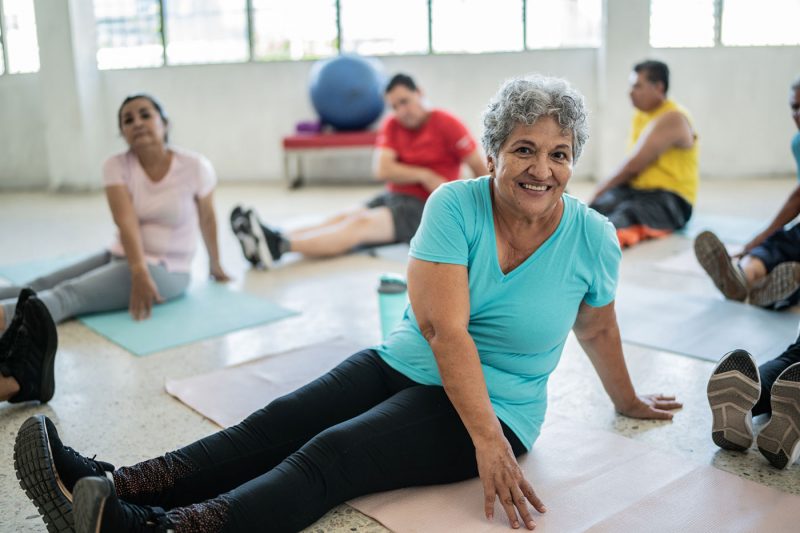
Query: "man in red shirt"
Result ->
[[231, 73, 487, 267]]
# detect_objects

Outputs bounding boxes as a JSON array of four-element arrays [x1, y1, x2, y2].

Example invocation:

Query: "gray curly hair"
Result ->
[[481, 75, 589, 163], [792, 75, 800, 91]]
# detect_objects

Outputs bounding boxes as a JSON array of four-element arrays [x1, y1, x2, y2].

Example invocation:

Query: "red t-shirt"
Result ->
[[375, 109, 477, 202]]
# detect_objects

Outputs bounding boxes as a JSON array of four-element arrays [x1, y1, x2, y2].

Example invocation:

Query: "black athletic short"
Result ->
[[365, 192, 425, 243], [749, 223, 800, 273]]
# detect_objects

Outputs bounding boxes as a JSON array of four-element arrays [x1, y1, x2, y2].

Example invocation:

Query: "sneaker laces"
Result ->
[[65, 445, 116, 476], [121, 502, 175, 533]]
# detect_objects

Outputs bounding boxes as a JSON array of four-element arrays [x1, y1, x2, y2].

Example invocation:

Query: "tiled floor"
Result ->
[[1, 177, 798, 532]]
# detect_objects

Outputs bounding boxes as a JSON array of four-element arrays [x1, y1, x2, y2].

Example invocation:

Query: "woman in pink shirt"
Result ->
[[0, 94, 229, 404]]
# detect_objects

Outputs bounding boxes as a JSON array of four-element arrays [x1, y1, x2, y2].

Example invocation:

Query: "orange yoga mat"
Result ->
[[165, 341, 800, 532]]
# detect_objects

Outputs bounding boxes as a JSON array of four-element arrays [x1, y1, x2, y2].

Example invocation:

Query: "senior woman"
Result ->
[[14, 75, 680, 533]]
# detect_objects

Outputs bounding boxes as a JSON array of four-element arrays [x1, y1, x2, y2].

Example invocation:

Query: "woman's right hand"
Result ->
[[476, 436, 546, 530], [129, 267, 164, 320]]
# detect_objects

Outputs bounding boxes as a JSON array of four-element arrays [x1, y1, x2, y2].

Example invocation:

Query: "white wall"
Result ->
[[0, 0, 798, 189]]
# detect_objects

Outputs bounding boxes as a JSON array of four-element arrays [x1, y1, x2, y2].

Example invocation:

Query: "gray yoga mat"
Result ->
[[615, 284, 799, 363], [677, 214, 763, 245]]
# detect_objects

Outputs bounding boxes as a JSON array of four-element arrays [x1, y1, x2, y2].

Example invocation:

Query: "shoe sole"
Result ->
[[14, 415, 74, 533], [27, 298, 58, 402], [694, 231, 748, 302], [756, 363, 800, 469], [707, 350, 761, 451], [248, 210, 274, 270], [73, 477, 111, 533], [749, 262, 800, 308], [231, 213, 263, 268]]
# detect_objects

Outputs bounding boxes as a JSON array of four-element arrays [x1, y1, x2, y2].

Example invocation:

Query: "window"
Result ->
[[722, 0, 800, 46], [526, 0, 601, 49], [649, 0, 715, 48], [252, 0, 337, 61], [340, 0, 428, 56], [432, 0, 523, 54], [165, 0, 248, 65], [0, 22, 5, 75], [94, 0, 164, 70], [2, 0, 39, 73]]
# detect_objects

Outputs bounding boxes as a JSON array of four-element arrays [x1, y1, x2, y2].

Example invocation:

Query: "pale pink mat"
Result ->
[[165, 338, 362, 427], [165, 341, 799, 532]]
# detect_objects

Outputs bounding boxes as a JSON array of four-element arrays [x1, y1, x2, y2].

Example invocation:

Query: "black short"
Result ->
[[365, 192, 425, 243], [749, 223, 800, 273]]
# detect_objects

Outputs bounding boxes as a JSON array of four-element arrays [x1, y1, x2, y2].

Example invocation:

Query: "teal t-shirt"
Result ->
[[375, 177, 621, 450], [792, 131, 800, 180]]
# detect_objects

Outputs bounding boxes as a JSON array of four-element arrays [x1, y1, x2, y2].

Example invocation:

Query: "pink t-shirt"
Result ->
[[102, 147, 217, 273]]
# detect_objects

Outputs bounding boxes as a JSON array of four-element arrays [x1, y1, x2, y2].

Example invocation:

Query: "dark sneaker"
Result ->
[[14, 415, 116, 533], [749, 262, 800, 308], [74, 477, 174, 533], [247, 209, 284, 267], [694, 231, 748, 302], [0, 287, 36, 359], [230, 205, 268, 268], [756, 363, 800, 469], [1, 297, 58, 403], [707, 349, 761, 451]]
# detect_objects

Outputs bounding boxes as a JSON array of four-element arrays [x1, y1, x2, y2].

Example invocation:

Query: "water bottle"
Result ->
[[377, 273, 408, 340]]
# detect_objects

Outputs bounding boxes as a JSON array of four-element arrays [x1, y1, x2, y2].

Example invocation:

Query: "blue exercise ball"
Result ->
[[309, 54, 386, 131]]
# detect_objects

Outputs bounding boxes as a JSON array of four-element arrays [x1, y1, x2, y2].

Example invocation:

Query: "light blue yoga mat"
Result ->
[[615, 284, 799, 363], [80, 283, 298, 356], [0, 253, 93, 286], [678, 214, 763, 245]]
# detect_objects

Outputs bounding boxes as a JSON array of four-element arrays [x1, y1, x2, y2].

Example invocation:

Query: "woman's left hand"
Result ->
[[210, 263, 232, 282], [617, 393, 682, 420]]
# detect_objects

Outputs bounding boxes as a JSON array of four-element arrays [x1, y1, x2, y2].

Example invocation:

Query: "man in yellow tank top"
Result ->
[[590, 60, 699, 248]]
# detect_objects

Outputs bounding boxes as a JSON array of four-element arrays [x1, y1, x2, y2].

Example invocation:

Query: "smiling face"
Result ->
[[628, 70, 665, 112], [385, 85, 428, 129], [489, 116, 573, 222], [791, 87, 800, 130], [119, 97, 168, 149]]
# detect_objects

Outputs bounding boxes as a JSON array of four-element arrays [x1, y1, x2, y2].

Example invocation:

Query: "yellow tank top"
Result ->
[[628, 99, 699, 204]]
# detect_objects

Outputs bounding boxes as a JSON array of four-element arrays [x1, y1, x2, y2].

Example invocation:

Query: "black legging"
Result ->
[[147, 349, 526, 532], [754, 332, 800, 416]]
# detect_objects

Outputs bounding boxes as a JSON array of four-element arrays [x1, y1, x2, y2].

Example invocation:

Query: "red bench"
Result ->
[[282, 131, 378, 188]]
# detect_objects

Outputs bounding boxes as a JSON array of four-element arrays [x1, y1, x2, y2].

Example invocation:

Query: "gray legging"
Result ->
[[0, 251, 190, 327]]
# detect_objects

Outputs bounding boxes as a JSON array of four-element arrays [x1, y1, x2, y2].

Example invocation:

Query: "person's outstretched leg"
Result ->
[[695, 231, 749, 302], [15, 350, 417, 530], [0, 251, 111, 329], [73, 385, 527, 533], [31, 260, 188, 324], [285, 206, 395, 257]]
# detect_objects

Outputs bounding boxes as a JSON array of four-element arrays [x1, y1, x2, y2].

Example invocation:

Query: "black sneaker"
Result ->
[[14, 415, 116, 533], [707, 349, 761, 451], [756, 363, 800, 469], [247, 209, 284, 265], [230, 205, 267, 268], [0, 287, 36, 359], [73, 477, 175, 533], [1, 297, 58, 403]]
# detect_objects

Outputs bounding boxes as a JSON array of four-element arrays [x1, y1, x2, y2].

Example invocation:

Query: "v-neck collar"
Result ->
[[484, 179, 569, 282]]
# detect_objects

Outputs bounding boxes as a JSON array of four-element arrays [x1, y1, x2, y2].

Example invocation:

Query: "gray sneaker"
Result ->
[[749, 262, 800, 308], [707, 349, 761, 451], [694, 231, 748, 302], [756, 363, 800, 469]]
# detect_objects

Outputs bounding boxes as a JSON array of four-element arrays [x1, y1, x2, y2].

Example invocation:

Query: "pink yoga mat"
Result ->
[[165, 341, 800, 532], [165, 338, 362, 427]]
